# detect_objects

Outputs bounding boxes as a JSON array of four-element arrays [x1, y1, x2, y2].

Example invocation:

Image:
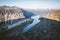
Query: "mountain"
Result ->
[[44, 9, 60, 21], [0, 17, 60, 40], [0, 6, 25, 22], [21, 9, 35, 18], [23, 9, 60, 21], [22, 17, 60, 40], [0, 6, 60, 40]]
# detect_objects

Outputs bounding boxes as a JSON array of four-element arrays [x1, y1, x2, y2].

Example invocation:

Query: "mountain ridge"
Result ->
[[0, 6, 25, 22]]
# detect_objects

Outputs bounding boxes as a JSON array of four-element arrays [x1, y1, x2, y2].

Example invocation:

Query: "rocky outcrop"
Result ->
[[21, 9, 34, 18], [0, 6, 25, 22]]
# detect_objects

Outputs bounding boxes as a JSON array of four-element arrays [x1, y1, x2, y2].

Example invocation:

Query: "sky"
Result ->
[[0, 0, 60, 9]]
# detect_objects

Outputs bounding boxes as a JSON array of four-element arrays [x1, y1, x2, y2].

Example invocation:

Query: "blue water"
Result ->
[[22, 15, 40, 33]]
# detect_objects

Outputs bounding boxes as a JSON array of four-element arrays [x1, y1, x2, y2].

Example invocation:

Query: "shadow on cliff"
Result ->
[[21, 9, 35, 18]]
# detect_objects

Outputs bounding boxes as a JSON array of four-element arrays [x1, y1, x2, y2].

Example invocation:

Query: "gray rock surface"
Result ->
[[0, 6, 25, 22]]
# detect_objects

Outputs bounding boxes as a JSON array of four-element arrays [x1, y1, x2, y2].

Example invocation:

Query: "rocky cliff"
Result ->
[[44, 9, 60, 21], [0, 6, 25, 22]]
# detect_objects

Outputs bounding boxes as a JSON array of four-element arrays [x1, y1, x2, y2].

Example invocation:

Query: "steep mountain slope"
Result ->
[[0, 19, 33, 40], [45, 9, 60, 21], [25, 9, 60, 21], [0, 6, 25, 22], [22, 18, 60, 40], [21, 9, 35, 18]]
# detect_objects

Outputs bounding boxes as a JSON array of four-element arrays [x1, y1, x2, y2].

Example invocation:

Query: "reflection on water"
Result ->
[[22, 15, 40, 33]]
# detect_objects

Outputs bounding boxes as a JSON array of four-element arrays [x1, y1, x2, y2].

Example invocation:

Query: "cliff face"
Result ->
[[45, 9, 60, 21], [0, 6, 25, 22]]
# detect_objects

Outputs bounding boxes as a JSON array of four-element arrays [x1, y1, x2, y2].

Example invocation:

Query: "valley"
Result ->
[[0, 6, 60, 40]]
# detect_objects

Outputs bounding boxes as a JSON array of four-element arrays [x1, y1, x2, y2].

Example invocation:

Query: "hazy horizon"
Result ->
[[0, 0, 60, 9]]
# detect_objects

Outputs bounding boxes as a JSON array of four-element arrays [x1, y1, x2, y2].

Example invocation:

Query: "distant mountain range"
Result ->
[[0, 6, 60, 22]]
